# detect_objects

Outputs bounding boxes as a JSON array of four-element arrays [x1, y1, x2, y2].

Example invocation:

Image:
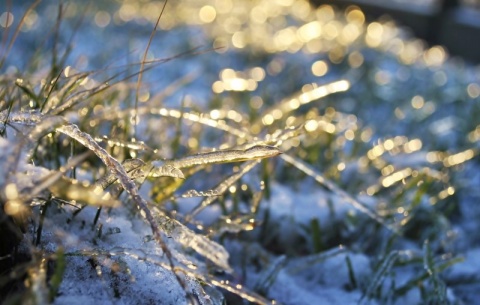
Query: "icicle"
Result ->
[[156, 214, 233, 273]]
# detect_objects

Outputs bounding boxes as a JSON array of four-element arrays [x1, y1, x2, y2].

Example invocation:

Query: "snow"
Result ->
[[41, 206, 196, 305]]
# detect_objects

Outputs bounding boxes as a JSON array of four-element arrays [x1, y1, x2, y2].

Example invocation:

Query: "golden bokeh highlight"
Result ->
[[311, 60, 328, 77], [199, 5, 217, 23]]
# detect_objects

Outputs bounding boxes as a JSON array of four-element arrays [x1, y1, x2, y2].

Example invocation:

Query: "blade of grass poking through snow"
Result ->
[[254, 255, 287, 295], [421, 239, 448, 303], [188, 160, 261, 219], [287, 246, 346, 273], [54, 124, 188, 291], [179, 189, 219, 198], [394, 255, 463, 297], [280, 153, 396, 232], [209, 214, 258, 236], [50, 49, 202, 116], [359, 250, 405, 305], [94, 136, 153, 152], [145, 107, 252, 139], [208, 278, 273, 305], [48, 248, 65, 302]]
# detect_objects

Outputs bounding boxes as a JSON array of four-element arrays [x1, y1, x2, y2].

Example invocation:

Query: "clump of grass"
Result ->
[[2, 1, 479, 304]]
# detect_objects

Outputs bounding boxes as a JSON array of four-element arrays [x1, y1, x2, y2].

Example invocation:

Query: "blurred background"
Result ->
[[315, 0, 480, 62]]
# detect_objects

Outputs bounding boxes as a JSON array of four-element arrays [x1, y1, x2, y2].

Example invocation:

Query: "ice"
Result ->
[[190, 160, 259, 218], [156, 214, 233, 273], [149, 162, 185, 179], [165, 145, 282, 169], [180, 189, 219, 198]]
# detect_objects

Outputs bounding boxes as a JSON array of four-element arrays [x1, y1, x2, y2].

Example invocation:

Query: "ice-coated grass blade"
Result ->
[[359, 250, 402, 304], [162, 145, 282, 169], [155, 213, 233, 273], [148, 163, 185, 179], [95, 158, 146, 189], [254, 255, 287, 295], [179, 189, 219, 198], [189, 160, 260, 219]]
